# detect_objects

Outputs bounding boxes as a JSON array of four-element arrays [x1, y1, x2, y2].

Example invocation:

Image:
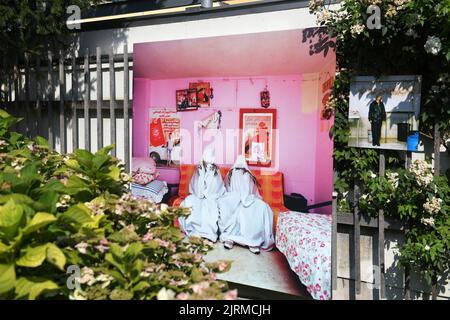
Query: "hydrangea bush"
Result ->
[[0, 109, 234, 300]]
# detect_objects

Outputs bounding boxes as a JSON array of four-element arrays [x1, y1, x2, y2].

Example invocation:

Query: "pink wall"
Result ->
[[133, 75, 335, 206]]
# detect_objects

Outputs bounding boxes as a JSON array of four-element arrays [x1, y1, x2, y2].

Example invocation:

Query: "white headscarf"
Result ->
[[232, 155, 248, 170], [202, 147, 216, 164]]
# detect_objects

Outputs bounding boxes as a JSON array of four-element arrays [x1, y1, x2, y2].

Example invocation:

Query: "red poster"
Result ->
[[149, 118, 166, 147]]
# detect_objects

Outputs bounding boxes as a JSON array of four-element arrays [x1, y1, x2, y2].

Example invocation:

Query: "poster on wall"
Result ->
[[239, 108, 276, 167], [149, 109, 181, 167], [189, 82, 212, 107], [348, 75, 422, 151]]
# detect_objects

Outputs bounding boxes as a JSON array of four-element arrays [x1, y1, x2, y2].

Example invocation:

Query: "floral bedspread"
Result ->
[[276, 211, 331, 300]]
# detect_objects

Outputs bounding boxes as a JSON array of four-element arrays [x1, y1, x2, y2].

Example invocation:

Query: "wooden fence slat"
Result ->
[[24, 53, 31, 138], [123, 44, 130, 172], [84, 49, 91, 151], [96, 47, 103, 150], [431, 122, 440, 300], [13, 61, 19, 131], [331, 184, 338, 297], [378, 150, 386, 299], [59, 52, 66, 154], [404, 150, 412, 300], [72, 51, 78, 151], [8, 71, 13, 103], [353, 183, 361, 296], [35, 57, 41, 138], [109, 48, 116, 157], [47, 51, 54, 148]]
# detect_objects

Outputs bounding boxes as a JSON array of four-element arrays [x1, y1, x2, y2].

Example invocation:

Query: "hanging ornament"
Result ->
[[260, 86, 270, 108]]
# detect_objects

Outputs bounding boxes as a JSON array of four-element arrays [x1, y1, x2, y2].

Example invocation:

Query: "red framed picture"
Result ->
[[187, 89, 198, 108], [239, 108, 277, 167], [189, 82, 211, 107], [176, 89, 197, 111]]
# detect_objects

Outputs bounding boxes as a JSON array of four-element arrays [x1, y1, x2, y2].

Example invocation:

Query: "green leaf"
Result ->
[[59, 204, 94, 226], [105, 253, 126, 275], [0, 200, 24, 239], [0, 264, 16, 294], [22, 212, 57, 235], [107, 165, 121, 181], [14, 277, 58, 300], [45, 243, 66, 271], [123, 242, 143, 262], [0, 242, 11, 254], [16, 244, 48, 268], [109, 243, 124, 260], [34, 136, 50, 148], [96, 145, 114, 156]]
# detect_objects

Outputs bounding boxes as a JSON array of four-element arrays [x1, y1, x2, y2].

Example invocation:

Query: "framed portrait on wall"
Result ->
[[239, 108, 276, 167], [176, 89, 197, 111], [187, 89, 198, 108], [189, 82, 211, 107]]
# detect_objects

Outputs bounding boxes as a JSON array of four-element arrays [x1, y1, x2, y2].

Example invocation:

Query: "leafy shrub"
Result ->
[[0, 109, 234, 300]]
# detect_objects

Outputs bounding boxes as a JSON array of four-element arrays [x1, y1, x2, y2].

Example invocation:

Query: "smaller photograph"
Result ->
[[175, 89, 190, 111], [348, 75, 422, 151], [190, 82, 212, 107], [187, 89, 198, 108]]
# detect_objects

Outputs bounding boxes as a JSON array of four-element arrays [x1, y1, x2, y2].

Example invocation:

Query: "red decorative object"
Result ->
[[260, 87, 270, 108]]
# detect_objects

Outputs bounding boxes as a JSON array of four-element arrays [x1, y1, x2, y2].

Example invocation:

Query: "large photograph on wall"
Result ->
[[239, 108, 276, 167], [348, 75, 422, 151], [149, 109, 181, 166]]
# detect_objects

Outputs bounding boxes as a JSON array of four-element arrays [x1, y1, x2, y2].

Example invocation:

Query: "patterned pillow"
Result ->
[[132, 169, 159, 185]]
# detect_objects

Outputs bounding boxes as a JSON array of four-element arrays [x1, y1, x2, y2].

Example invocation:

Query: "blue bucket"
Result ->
[[407, 131, 419, 151]]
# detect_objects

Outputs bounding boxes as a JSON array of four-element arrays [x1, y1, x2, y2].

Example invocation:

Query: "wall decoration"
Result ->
[[239, 108, 276, 167], [348, 75, 421, 151], [198, 110, 222, 130], [320, 73, 333, 120], [189, 82, 212, 107], [260, 87, 270, 108], [187, 89, 198, 109], [149, 109, 181, 167], [176, 89, 197, 111]]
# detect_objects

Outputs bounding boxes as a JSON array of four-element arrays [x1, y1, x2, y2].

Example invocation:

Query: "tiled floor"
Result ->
[[204, 243, 309, 298]]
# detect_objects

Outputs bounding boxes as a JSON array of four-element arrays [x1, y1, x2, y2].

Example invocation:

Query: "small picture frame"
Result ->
[[176, 89, 197, 111], [189, 82, 212, 107], [188, 90, 198, 109]]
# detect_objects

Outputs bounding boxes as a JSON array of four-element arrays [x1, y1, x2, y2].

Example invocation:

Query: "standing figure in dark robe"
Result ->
[[368, 95, 386, 147]]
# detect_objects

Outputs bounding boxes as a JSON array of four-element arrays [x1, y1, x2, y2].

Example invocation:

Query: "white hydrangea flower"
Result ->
[[423, 197, 442, 215], [157, 287, 176, 300], [350, 24, 365, 37], [421, 217, 435, 227], [424, 36, 442, 55]]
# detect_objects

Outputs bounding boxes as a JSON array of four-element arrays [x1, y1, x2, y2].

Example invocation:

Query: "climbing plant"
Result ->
[[309, 0, 450, 298]]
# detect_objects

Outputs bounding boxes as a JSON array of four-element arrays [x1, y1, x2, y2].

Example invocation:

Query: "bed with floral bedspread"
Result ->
[[276, 211, 332, 300]]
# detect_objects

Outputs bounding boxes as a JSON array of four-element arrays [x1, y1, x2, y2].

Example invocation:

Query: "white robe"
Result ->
[[218, 169, 275, 251], [178, 164, 225, 242]]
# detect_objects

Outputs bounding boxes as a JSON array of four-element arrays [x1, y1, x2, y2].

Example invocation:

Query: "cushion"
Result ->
[[131, 180, 168, 204], [132, 157, 159, 185], [132, 157, 157, 174]]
